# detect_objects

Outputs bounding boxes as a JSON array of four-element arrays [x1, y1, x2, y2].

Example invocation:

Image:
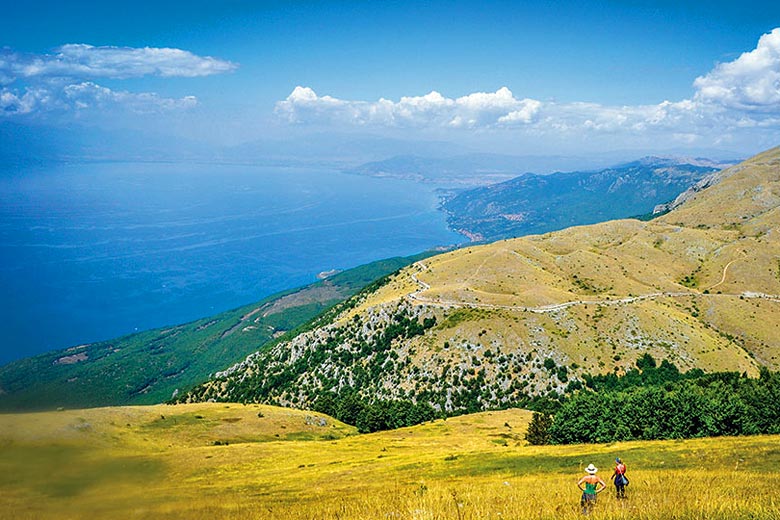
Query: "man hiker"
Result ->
[[577, 463, 606, 514], [611, 457, 628, 498]]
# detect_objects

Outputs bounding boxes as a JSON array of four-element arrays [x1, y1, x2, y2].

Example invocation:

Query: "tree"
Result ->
[[525, 411, 554, 445], [636, 353, 657, 371]]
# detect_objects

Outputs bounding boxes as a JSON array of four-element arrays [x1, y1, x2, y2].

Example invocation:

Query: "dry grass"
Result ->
[[1, 403, 779, 519], [337, 148, 780, 377]]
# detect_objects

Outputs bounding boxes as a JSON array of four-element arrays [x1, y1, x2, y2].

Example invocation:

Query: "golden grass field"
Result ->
[[2, 402, 779, 519]]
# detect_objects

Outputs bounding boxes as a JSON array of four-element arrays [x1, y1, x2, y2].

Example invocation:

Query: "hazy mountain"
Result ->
[[0, 121, 70, 167], [0, 121, 220, 167], [346, 152, 741, 189], [441, 158, 732, 241], [1, 123, 469, 170], [224, 133, 470, 168], [346, 153, 634, 189]]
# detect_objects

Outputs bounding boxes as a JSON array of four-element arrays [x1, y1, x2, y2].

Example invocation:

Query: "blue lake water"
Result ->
[[0, 162, 464, 364]]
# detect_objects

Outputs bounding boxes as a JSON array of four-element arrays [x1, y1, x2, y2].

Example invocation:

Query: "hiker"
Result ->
[[577, 463, 606, 514], [611, 457, 628, 498]]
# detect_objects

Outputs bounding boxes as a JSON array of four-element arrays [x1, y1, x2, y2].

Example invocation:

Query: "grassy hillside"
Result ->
[[184, 146, 780, 414], [1, 403, 778, 519], [0, 253, 436, 411]]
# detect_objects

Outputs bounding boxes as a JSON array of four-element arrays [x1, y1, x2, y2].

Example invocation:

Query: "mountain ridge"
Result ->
[[441, 158, 731, 242], [180, 146, 780, 414]]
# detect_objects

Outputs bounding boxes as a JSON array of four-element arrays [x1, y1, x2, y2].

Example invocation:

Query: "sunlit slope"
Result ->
[[346, 146, 780, 378], [0, 402, 356, 450], [657, 145, 780, 231], [1, 404, 779, 519]]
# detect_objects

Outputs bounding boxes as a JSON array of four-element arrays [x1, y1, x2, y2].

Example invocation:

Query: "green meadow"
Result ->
[[2, 403, 779, 519]]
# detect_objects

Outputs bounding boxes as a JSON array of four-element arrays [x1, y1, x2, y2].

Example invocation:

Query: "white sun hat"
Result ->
[[585, 464, 598, 474]]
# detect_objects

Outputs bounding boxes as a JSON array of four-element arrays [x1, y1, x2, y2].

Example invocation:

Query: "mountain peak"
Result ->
[[619, 155, 739, 169]]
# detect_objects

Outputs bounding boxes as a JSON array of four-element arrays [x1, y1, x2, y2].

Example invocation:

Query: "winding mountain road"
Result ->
[[707, 250, 747, 291]]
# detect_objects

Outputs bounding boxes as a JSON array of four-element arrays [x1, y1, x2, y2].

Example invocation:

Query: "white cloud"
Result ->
[[63, 82, 198, 112], [276, 85, 705, 134], [693, 28, 780, 111], [2, 88, 56, 115], [498, 99, 542, 124], [274, 28, 780, 149], [0, 43, 232, 119], [286, 86, 321, 104], [0, 88, 39, 114], [1, 82, 198, 118], [1, 44, 237, 82], [276, 86, 542, 128]]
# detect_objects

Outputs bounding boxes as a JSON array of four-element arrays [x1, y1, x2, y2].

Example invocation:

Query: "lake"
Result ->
[[0, 162, 464, 364]]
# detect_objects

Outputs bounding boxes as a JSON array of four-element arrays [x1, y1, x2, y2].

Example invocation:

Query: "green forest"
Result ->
[[527, 355, 780, 444]]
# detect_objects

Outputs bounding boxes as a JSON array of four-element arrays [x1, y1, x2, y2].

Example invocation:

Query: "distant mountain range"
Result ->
[[0, 121, 219, 167], [441, 157, 734, 242], [0, 121, 468, 169], [2, 119, 742, 174], [178, 146, 780, 416], [345, 153, 612, 188]]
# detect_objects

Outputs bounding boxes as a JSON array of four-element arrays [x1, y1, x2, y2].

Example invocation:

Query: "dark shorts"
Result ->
[[581, 493, 597, 505]]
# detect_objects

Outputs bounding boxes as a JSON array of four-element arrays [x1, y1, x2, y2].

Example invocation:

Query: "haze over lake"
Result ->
[[0, 162, 463, 364]]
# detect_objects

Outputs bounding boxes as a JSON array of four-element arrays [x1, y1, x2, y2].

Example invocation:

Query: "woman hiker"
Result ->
[[577, 463, 606, 514], [610, 457, 628, 499]]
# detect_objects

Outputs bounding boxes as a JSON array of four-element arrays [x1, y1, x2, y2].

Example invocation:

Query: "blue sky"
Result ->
[[3, 0, 780, 156]]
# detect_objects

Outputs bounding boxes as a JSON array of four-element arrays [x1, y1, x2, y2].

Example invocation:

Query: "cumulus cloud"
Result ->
[[63, 82, 198, 112], [1, 83, 198, 117], [0, 44, 237, 83], [276, 86, 542, 128], [275, 84, 706, 135], [693, 28, 780, 111], [275, 28, 780, 148], [498, 99, 543, 124], [0, 88, 41, 114], [0, 43, 234, 118]]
